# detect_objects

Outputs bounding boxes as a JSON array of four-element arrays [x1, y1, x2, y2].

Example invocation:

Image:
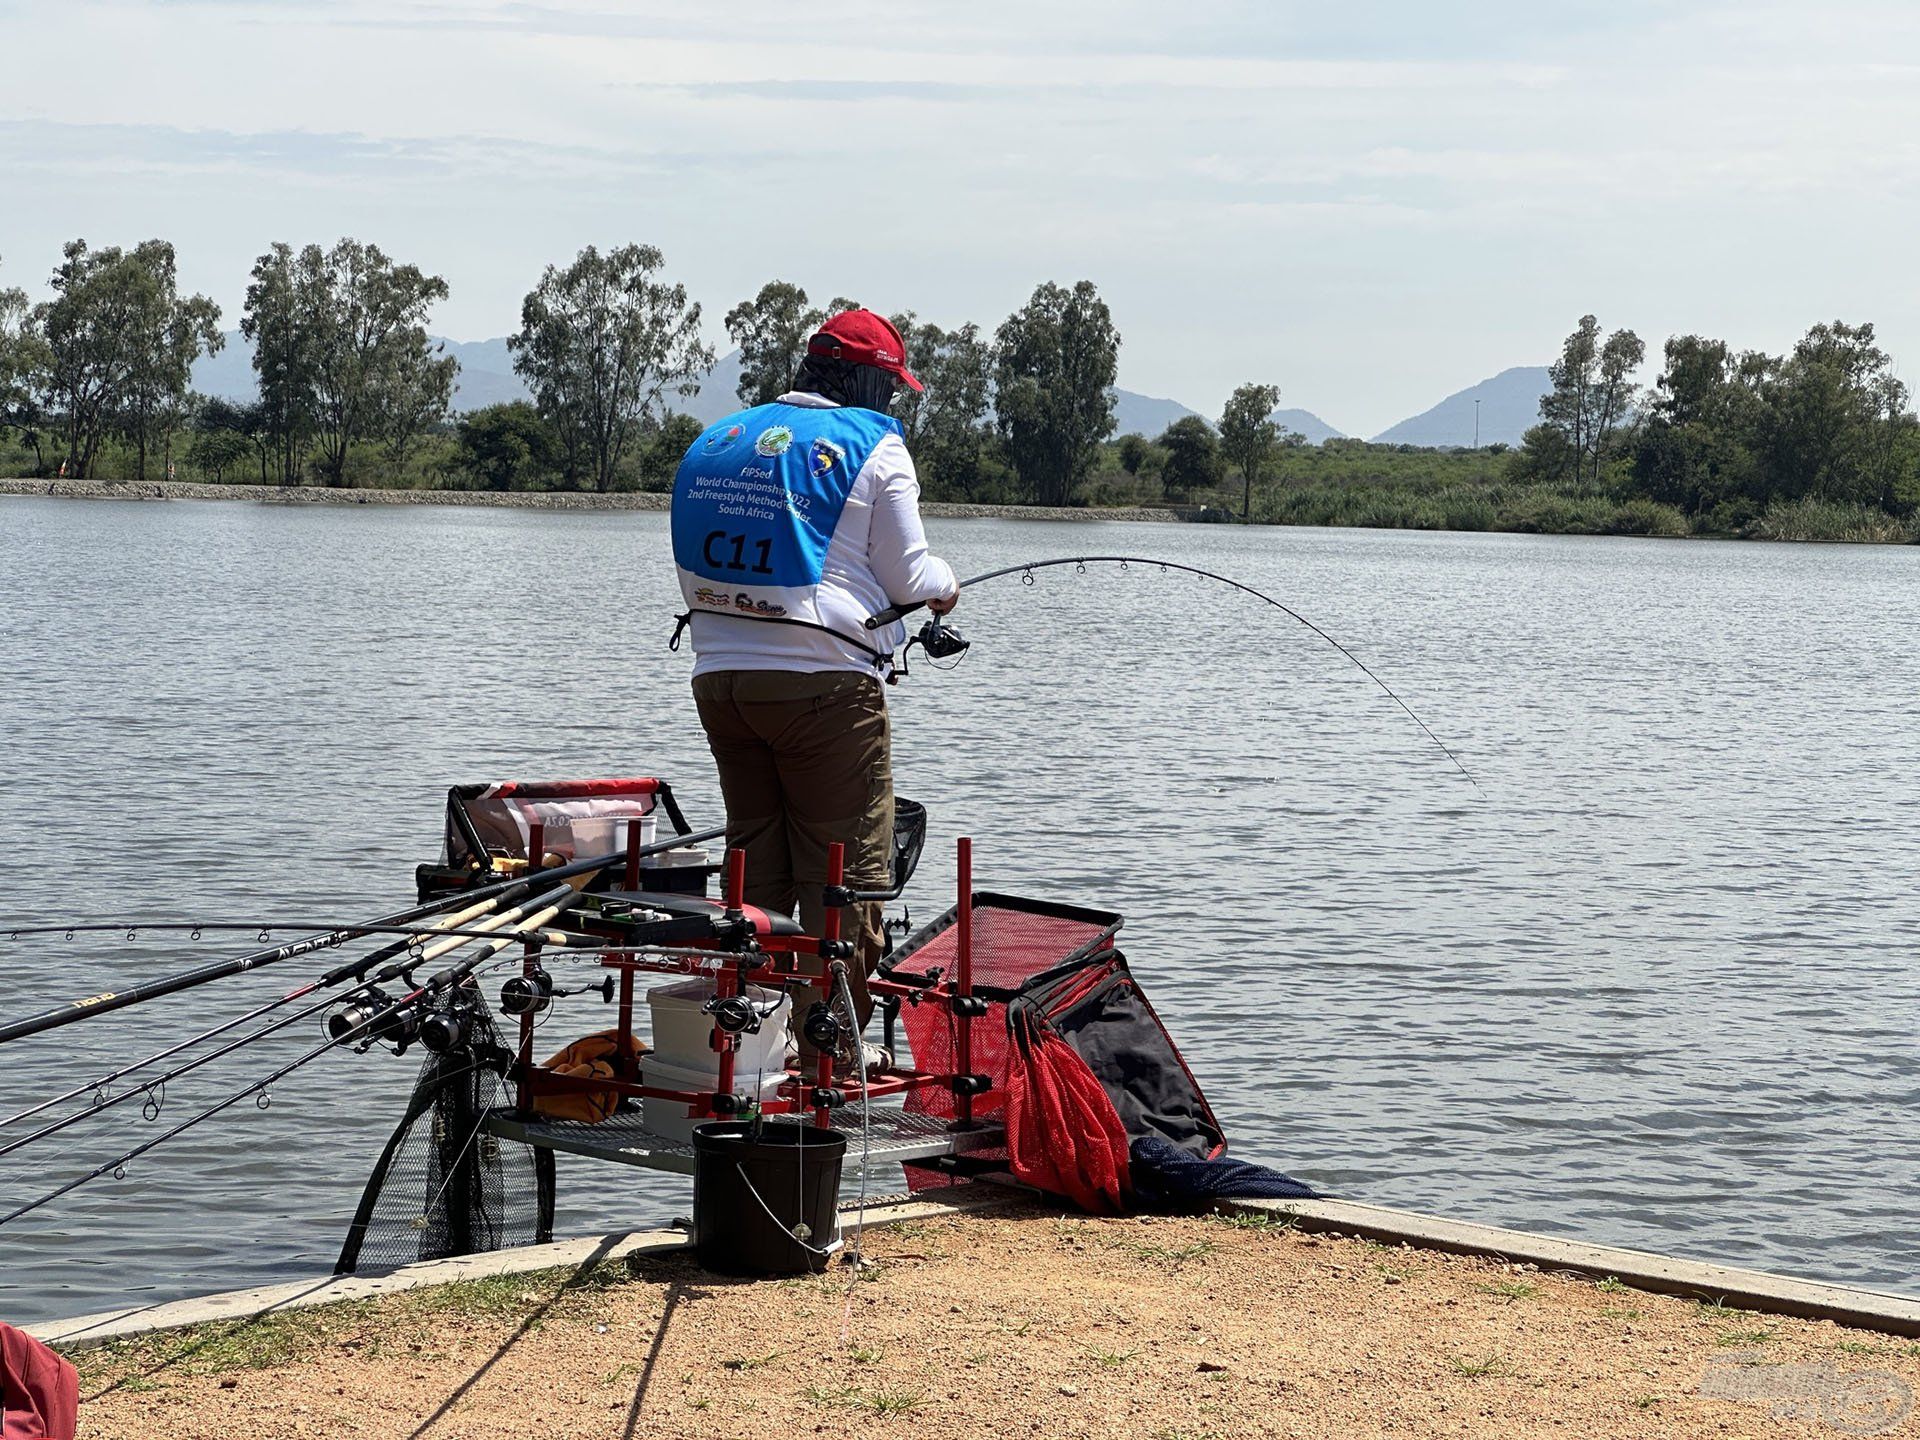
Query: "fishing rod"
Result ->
[[866, 554, 1478, 789], [3, 925, 579, 960], [0, 885, 580, 1229], [0, 889, 536, 1147], [0, 825, 724, 1049], [5, 921, 589, 945]]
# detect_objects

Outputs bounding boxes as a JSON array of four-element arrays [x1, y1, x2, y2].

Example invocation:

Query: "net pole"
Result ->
[[955, 836, 975, 1131], [714, 849, 746, 1124], [818, 842, 846, 1130], [706, 852, 733, 1136], [514, 822, 545, 1114], [616, 818, 642, 1078]]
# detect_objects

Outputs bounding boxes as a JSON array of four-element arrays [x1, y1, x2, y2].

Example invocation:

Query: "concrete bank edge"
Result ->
[[1233, 1195, 1920, 1338], [26, 1187, 1920, 1350], [0, 478, 1197, 524], [25, 1186, 1021, 1352]]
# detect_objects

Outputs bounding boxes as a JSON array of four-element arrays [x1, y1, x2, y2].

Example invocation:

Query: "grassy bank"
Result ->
[[1086, 444, 1919, 543], [69, 1208, 1920, 1439], [10, 434, 1917, 543]]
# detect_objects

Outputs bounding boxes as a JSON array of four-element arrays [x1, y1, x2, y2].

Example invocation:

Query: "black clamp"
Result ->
[[709, 1091, 751, 1117], [821, 884, 857, 909], [709, 915, 758, 949], [818, 938, 856, 961], [809, 1087, 848, 1110], [948, 1073, 992, 1096], [949, 995, 989, 1017]]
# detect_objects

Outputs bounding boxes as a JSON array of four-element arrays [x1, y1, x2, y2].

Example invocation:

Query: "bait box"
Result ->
[[642, 1057, 790, 1145], [646, 979, 790, 1076]]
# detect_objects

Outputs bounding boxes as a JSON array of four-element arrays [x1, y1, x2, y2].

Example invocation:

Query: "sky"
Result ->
[[1, 0, 1917, 437]]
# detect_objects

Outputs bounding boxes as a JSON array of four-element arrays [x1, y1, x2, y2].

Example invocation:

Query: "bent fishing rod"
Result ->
[[866, 554, 1478, 790], [0, 884, 571, 1152], [0, 885, 580, 1230], [0, 825, 723, 1049]]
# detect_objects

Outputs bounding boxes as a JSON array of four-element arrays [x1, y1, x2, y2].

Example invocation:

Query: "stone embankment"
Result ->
[[0, 477, 1200, 523]]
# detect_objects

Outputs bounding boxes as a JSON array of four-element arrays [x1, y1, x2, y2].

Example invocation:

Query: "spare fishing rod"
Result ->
[[0, 885, 571, 1152], [0, 884, 581, 1229], [0, 824, 723, 1049], [4, 920, 589, 945], [866, 554, 1478, 789], [0, 886, 554, 1152]]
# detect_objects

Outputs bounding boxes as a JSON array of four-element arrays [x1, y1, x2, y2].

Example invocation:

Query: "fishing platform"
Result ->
[[0, 771, 1228, 1285]]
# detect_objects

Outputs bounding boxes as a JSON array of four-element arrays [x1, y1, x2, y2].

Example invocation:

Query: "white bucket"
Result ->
[[642, 1055, 790, 1145], [641, 846, 708, 870], [563, 813, 655, 861], [646, 978, 789, 1076]]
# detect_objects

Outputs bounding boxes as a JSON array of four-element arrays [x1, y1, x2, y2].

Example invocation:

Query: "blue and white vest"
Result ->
[[672, 401, 903, 670]]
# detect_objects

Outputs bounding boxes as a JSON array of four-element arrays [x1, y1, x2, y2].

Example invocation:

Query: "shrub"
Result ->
[[1745, 497, 1913, 543], [1438, 489, 1497, 531], [1604, 499, 1690, 537]]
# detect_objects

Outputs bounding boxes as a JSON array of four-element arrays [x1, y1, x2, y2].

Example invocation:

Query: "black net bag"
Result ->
[[334, 1005, 553, 1273]]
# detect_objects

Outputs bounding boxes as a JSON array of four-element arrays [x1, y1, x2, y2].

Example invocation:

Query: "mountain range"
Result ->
[[189, 333, 1548, 448], [1371, 366, 1551, 448]]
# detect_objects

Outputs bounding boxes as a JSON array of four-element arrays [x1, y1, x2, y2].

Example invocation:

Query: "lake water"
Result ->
[[1, 497, 1916, 1325]]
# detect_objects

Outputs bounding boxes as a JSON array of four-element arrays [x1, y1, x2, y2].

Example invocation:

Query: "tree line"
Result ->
[[0, 236, 1294, 507], [1514, 314, 1920, 534]]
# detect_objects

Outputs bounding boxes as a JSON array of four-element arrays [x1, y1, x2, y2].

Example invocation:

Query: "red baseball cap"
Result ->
[[807, 309, 923, 392]]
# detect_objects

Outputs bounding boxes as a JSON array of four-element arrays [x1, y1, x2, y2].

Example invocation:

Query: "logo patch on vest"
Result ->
[[703, 424, 744, 454], [754, 426, 794, 457], [808, 438, 846, 480]]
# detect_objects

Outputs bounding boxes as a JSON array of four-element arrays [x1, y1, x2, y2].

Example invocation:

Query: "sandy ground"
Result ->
[[71, 1207, 1920, 1440]]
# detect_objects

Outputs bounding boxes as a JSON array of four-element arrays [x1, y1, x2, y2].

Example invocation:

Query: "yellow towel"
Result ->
[[533, 1027, 645, 1124]]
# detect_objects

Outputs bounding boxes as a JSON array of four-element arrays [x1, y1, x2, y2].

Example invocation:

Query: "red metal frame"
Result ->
[[513, 836, 981, 1129]]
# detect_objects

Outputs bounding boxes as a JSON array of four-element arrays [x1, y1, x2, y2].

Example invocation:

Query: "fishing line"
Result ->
[[834, 962, 875, 1326], [866, 554, 1479, 790], [0, 989, 346, 1160]]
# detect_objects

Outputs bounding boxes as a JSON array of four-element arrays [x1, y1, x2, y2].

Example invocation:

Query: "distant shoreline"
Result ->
[[0, 477, 1196, 524], [7, 478, 1913, 545]]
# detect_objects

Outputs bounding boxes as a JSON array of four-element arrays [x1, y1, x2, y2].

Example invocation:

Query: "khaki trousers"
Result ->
[[690, 671, 892, 1053]]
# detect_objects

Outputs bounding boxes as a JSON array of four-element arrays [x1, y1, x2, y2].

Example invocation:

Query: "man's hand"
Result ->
[[928, 591, 958, 615]]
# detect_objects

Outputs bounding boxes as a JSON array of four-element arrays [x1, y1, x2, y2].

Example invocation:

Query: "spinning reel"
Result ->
[[498, 969, 615, 1017], [894, 614, 969, 680], [704, 991, 787, 1037], [327, 989, 422, 1053]]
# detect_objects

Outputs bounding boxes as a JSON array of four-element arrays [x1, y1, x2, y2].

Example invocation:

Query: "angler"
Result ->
[[670, 308, 960, 1072]]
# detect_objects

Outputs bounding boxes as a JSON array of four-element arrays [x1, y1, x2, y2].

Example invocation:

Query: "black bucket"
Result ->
[[690, 1121, 847, 1276]]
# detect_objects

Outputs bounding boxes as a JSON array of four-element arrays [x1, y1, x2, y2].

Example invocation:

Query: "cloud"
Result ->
[[2, 0, 1919, 433]]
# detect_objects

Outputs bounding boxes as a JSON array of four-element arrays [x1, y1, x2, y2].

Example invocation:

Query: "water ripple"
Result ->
[[0, 503, 1916, 1321]]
